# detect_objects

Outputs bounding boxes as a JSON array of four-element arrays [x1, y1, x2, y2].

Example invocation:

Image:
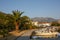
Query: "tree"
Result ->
[[6, 14, 15, 31], [12, 10, 24, 31], [51, 21, 60, 26], [20, 16, 32, 30], [0, 12, 9, 37]]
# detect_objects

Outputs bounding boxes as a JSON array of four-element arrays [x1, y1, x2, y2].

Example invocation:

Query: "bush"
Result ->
[[51, 22, 60, 26]]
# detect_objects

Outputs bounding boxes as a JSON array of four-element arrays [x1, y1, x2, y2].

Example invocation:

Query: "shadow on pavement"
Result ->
[[16, 36, 31, 40]]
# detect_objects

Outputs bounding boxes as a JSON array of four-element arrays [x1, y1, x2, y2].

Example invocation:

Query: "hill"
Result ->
[[31, 17, 57, 22]]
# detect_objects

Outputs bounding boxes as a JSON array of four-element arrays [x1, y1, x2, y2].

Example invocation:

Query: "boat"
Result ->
[[34, 28, 59, 38]]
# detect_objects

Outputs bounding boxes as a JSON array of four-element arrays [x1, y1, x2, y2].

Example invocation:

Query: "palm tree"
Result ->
[[12, 10, 24, 31]]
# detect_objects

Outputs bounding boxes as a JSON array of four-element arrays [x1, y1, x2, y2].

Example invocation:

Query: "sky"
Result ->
[[0, 0, 60, 19]]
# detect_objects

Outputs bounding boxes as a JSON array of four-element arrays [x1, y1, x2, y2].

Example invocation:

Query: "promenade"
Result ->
[[16, 29, 35, 40]]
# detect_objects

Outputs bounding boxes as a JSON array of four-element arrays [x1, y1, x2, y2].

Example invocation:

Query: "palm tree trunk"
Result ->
[[16, 23, 19, 31], [15, 22, 19, 31]]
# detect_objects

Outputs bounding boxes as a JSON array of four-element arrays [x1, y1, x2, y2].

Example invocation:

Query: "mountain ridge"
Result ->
[[31, 17, 58, 22]]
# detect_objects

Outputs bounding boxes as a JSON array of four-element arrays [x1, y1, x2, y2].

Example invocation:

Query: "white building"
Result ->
[[32, 21, 51, 27], [38, 22, 51, 27], [32, 21, 38, 26]]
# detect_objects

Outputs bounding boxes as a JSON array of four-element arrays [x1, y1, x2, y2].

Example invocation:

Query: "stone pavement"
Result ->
[[16, 29, 35, 40]]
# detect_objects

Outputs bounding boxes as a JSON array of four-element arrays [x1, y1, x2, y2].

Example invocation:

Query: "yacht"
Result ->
[[34, 28, 59, 38]]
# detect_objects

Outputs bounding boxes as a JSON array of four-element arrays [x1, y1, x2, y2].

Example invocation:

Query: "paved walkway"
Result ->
[[16, 29, 35, 40]]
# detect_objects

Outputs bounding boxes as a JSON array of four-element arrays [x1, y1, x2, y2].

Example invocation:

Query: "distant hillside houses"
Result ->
[[32, 21, 51, 27]]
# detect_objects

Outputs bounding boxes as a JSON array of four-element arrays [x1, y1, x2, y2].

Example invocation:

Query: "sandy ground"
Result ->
[[0, 30, 27, 40]]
